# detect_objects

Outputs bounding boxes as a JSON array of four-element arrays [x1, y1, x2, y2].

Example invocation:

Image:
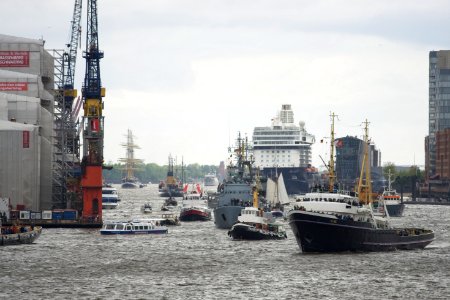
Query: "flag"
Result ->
[[334, 139, 344, 148]]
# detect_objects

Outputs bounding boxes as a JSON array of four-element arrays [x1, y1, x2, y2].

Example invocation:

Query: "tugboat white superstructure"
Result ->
[[228, 187, 287, 240], [252, 104, 316, 195]]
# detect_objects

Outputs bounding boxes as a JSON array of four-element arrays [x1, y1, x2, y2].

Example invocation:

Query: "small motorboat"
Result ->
[[161, 205, 176, 212], [100, 220, 168, 235], [1, 225, 42, 246], [164, 197, 178, 206], [141, 203, 152, 213]]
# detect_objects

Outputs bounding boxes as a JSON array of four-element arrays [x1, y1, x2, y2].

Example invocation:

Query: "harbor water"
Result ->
[[2, 185, 450, 299]]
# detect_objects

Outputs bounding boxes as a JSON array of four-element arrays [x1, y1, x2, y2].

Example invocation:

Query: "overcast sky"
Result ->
[[2, 0, 450, 167]]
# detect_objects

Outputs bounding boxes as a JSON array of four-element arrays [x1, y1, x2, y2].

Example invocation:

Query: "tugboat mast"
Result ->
[[328, 112, 337, 192], [358, 119, 373, 204]]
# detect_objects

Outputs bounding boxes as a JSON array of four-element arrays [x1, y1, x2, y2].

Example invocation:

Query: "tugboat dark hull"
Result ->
[[386, 203, 405, 217], [228, 223, 287, 240], [179, 209, 211, 221], [121, 181, 139, 189], [160, 190, 183, 197], [288, 211, 434, 253]]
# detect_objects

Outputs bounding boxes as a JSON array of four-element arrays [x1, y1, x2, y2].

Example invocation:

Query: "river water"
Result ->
[[2, 184, 450, 299]]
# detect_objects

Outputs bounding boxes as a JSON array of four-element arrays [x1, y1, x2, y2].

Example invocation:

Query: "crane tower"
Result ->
[[52, 0, 83, 209], [80, 0, 105, 221]]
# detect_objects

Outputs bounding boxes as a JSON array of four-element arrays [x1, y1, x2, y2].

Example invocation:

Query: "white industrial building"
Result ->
[[0, 34, 54, 211]]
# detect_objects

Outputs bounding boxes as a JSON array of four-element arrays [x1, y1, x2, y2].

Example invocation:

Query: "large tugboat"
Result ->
[[376, 170, 405, 217], [213, 133, 257, 229], [119, 129, 143, 189], [159, 155, 183, 197], [288, 114, 434, 252], [228, 186, 287, 240]]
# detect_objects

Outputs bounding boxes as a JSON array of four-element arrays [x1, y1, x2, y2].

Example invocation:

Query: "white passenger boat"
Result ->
[[102, 194, 119, 209], [100, 220, 168, 235], [102, 187, 121, 201]]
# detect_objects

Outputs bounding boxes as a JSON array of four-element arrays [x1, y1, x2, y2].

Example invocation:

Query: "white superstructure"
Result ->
[[252, 104, 315, 168]]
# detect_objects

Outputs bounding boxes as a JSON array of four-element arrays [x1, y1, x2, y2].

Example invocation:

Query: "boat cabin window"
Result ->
[[144, 226, 148, 230], [126, 225, 132, 230], [106, 224, 115, 229], [116, 224, 124, 230]]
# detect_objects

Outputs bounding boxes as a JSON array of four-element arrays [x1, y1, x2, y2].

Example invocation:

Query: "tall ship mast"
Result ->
[[119, 129, 143, 189], [252, 104, 316, 194]]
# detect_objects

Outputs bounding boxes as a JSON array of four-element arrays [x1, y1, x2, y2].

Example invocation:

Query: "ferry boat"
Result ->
[[102, 187, 121, 201], [102, 195, 119, 209], [252, 104, 317, 195], [228, 188, 287, 240], [100, 220, 168, 235], [179, 192, 211, 221], [287, 115, 434, 252], [102, 187, 120, 209], [1, 225, 42, 246], [213, 133, 257, 229]]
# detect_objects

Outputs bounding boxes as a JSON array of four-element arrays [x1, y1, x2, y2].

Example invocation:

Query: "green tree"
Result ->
[[383, 162, 396, 180]]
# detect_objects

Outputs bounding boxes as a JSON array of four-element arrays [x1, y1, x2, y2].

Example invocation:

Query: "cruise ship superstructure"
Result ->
[[252, 104, 316, 195]]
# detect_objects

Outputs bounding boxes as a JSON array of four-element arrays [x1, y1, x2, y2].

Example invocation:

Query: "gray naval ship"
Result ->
[[213, 134, 258, 229]]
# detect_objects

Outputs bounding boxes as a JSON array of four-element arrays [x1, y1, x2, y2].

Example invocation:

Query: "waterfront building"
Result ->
[[427, 50, 450, 177], [435, 128, 450, 179]]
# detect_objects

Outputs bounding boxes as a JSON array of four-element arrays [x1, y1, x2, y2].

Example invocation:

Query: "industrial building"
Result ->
[[0, 34, 54, 211], [334, 135, 385, 192]]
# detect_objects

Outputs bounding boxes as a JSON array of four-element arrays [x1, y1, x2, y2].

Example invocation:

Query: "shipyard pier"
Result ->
[[0, 0, 105, 228]]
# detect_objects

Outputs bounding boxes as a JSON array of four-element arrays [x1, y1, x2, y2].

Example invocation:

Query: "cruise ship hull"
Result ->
[[261, 167, 314, 195], [288, 211, 434, 253], [213, 206, 243, 229]]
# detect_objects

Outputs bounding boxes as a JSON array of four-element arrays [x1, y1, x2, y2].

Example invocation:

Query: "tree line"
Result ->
[[383, 162, 422, 196], [103, 163, 219, 184]]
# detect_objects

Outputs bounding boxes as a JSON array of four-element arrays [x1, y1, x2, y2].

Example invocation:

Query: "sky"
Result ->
[[2, 0, 450, 168]]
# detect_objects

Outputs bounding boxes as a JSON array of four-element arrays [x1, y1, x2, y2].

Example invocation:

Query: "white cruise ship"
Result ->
[[252, 104, 317, 194]]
